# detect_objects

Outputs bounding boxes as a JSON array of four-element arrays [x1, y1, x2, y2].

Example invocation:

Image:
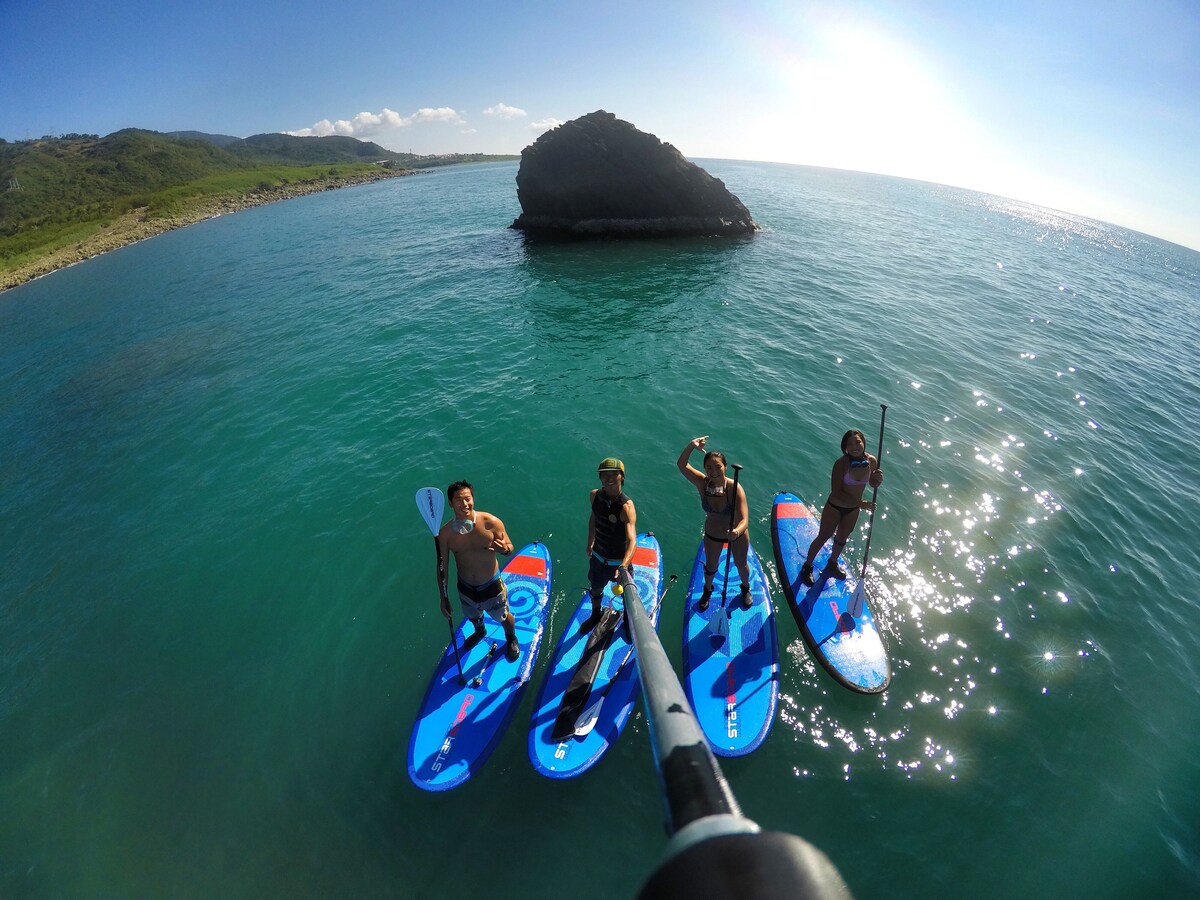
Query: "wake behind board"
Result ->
[[407, 541, 552, 791], [528, 533, 664, 778], [682, 539, 779, 756], [771, 492, 890, 694]]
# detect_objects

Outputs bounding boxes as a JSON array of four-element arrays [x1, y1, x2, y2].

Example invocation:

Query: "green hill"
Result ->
[[233, 132, 418, 165], [0, 129, 517, 276], [0, 129, 420, 238], [165, 130, 244, 148]]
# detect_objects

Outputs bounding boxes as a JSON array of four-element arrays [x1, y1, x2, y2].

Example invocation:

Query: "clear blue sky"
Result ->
[[3, 0, 1198, 250]]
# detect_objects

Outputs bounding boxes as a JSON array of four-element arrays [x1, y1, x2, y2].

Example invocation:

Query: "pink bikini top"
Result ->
[[843, 457, 871, 488]]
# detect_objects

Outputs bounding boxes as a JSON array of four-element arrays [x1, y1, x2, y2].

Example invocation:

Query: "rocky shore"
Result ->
[[1, 167, 418, 293]]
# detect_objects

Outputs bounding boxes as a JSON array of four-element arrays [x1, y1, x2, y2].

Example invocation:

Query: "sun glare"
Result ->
[[751, 18, 1022, 196], [808, 27, 992, 180]]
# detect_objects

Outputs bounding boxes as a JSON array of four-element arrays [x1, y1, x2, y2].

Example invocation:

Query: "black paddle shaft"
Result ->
[[720, 464, 742, 607], [858, 405, 888, 576], [437, 534, 467, 685]]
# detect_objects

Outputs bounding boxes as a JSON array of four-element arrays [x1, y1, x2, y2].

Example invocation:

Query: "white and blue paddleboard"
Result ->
[[682, 539, 779, 756], [771, 493, 890, 694], [527, 533, 664, 778], [407, 541, 552, 791]]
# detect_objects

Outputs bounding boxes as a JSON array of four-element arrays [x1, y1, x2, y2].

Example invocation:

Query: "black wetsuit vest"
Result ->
[[592, 490, 631, 561]]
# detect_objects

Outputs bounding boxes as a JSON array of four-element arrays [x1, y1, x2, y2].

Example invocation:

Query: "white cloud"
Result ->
[[483, 103, 527, 119], [528, 117, 563, 135], [409, 107, 465, 125], [287, 107, 464, 138]]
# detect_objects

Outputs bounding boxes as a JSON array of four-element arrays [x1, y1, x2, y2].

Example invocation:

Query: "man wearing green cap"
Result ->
[[583, 457, 637, 632]]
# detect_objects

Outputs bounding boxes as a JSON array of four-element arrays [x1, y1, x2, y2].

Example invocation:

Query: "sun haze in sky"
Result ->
[[743, 17, 1003, 181], [1, 0, 1197, 250]]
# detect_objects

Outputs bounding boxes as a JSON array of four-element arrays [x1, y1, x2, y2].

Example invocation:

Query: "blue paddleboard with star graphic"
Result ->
[[771, 492, 890, 694], [527, 533, 664, 778], [407, 541, 552, 791], [682, 539, 779, 756]]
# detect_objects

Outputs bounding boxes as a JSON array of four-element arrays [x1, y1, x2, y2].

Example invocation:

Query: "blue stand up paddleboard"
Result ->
[[407, 541, 552, 791], [770, 493, 890, 694], [528, 533, 664, 778], [681, 539, 779, 756]]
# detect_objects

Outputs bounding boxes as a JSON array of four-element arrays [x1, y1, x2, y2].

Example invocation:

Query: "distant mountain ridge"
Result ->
[[165, 130, 244, 148], [235, 132, 417, 165], [163, 130, 507, 168], [164, 129, 418, 164]]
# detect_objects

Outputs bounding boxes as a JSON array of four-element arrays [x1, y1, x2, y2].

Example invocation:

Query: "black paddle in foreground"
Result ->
[[572, 574, 678, 738], [617, 569, 852, 899], [550, 607, 623, 741]]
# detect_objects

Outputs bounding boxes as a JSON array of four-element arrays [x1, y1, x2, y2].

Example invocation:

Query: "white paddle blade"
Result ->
[[848, 580, 866, 618], [709, 607, 730, 638], [415, 487, 445, 535], [574, 699, 603, 737]]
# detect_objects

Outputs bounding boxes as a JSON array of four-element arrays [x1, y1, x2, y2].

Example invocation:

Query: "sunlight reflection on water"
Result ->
[[772, 351, 1124, 786]]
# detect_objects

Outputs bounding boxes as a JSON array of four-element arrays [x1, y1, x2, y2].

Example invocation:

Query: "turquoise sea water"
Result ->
[[2, 160, 1198, 898]]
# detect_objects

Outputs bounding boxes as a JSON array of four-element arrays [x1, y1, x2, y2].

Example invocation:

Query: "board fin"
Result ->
[[550, 607, 623, 741]]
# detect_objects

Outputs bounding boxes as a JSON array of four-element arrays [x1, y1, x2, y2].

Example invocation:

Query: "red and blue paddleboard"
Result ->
[[407, 542, 552, 791], [527, 533, 664, 778], [771, 493, 890, 694], [682, 540, 779, 756]]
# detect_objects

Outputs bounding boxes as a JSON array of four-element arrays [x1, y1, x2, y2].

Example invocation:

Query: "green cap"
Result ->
[[597, 457, 625, 474]]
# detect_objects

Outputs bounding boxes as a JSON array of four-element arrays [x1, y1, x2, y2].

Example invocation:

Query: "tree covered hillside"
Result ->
[[0, 129, 414, 237], [0, 129, 516, 277]]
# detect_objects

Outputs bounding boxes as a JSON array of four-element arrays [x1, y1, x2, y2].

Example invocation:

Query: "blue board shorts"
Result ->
[[457, 576, 509, 623], [588, 552, 623, 595]]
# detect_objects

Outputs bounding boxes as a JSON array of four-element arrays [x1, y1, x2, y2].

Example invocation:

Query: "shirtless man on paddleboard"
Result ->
[[437, 480, 520, 662]]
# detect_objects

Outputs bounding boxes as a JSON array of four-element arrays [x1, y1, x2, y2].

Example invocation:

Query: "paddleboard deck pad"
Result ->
[[682, 539, 779, 756], [407, 541, 552, 791], [528, 533, 664, 778], [771, 492, 890, 694]]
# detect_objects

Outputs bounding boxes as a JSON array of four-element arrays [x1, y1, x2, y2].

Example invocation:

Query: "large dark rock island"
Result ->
[[511, 111, 757, 238]]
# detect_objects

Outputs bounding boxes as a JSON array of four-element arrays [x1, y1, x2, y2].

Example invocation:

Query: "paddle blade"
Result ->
[[709, 607, 730, 638], [848, 580, 866, 618], [415, 487, 445, 535], [573, 698, 603, 737]]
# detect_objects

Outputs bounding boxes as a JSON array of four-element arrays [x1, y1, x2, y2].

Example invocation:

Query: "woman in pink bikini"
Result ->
[[800, 429, 884, 586]]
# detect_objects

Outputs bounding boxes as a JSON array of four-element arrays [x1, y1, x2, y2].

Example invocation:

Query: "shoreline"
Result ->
[[1, 168, 419, 294]]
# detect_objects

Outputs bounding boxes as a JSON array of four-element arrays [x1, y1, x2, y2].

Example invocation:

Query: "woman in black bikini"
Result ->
[[800, 429, 884, 586], [677, 436, 752, 609]]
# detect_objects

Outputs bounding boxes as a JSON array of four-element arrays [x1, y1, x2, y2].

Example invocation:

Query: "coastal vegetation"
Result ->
[[0, 129, 516, 290]]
